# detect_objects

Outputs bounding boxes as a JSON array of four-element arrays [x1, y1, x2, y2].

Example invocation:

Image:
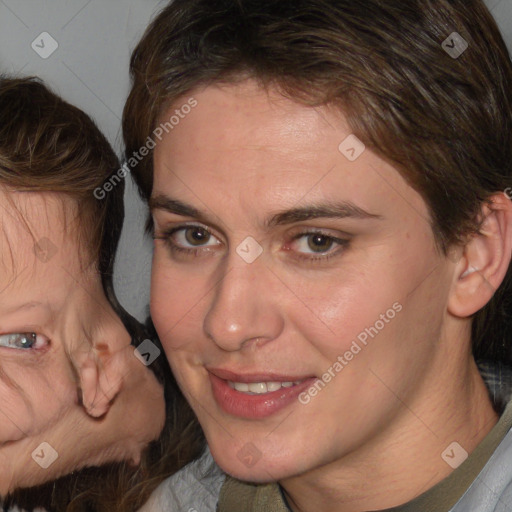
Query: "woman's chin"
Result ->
[[210, 445, 300, 483]]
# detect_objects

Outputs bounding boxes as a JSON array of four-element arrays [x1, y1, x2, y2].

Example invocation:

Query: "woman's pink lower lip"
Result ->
[[209, 373, 316, 419]]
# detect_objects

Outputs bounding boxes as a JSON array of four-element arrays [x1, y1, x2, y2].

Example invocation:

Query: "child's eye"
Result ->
[[0, 332, 48, 350]]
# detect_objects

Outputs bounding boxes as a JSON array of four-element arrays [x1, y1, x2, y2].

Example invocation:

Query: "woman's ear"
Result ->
[[75, 344, 125, 418], [448, 192, 512, 318]]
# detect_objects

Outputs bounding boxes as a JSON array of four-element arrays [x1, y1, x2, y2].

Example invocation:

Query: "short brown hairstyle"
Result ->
[[123, 0, 512, 364]]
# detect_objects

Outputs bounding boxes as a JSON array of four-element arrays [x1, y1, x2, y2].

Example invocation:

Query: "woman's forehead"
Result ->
[[153, 82, 433, 238]]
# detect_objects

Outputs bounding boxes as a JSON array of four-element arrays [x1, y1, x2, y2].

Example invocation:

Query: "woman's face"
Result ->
[[151, 80, 458, 481], [0, 190, 164, 493]]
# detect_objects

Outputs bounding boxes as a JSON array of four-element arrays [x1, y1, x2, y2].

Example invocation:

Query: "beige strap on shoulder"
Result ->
[[217, 475, 290, 512]]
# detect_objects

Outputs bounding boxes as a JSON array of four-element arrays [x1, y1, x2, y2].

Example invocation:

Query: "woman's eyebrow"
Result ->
[[149, 194, 383, 227], [150, 195, 203, 220], [266, 202, 384, 227]]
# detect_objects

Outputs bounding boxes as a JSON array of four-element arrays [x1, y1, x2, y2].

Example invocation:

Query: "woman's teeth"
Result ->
[[228, 380, 303, 394]]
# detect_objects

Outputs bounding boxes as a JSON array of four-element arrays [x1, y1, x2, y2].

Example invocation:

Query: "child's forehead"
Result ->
[[1, 187, 73, 220], [0, 189, 80, 272]]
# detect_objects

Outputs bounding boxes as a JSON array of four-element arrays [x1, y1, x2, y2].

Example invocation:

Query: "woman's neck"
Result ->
[[280, 357, 498, 512]]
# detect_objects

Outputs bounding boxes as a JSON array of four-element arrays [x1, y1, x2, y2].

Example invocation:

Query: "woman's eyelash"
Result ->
[[153, 226, 215, 258], [154, 225, 350, 263], [288, 231, 350, 261]]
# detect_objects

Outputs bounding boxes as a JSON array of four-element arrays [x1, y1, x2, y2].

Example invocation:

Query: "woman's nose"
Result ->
[[203, 256, 284, 352]]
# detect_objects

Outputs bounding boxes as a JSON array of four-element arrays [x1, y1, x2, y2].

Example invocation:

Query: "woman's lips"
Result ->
[[208, 369, 316, 419]]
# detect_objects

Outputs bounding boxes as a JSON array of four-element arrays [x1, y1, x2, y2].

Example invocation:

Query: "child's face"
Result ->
[[0, 189, 164, 492], [150, 80, 462, 482]]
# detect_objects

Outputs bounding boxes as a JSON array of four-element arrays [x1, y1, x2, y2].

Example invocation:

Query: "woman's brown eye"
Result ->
[[184, 227, 211, 246], [307, 234, 334, 253]]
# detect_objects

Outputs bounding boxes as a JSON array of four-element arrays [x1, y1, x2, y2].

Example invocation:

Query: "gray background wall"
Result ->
[[0, 0, 510, 321]]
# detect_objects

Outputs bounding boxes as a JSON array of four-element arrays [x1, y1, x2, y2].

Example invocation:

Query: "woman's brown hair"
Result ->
[[123, 0, 512, 365], [0, 77, 204, 512]]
